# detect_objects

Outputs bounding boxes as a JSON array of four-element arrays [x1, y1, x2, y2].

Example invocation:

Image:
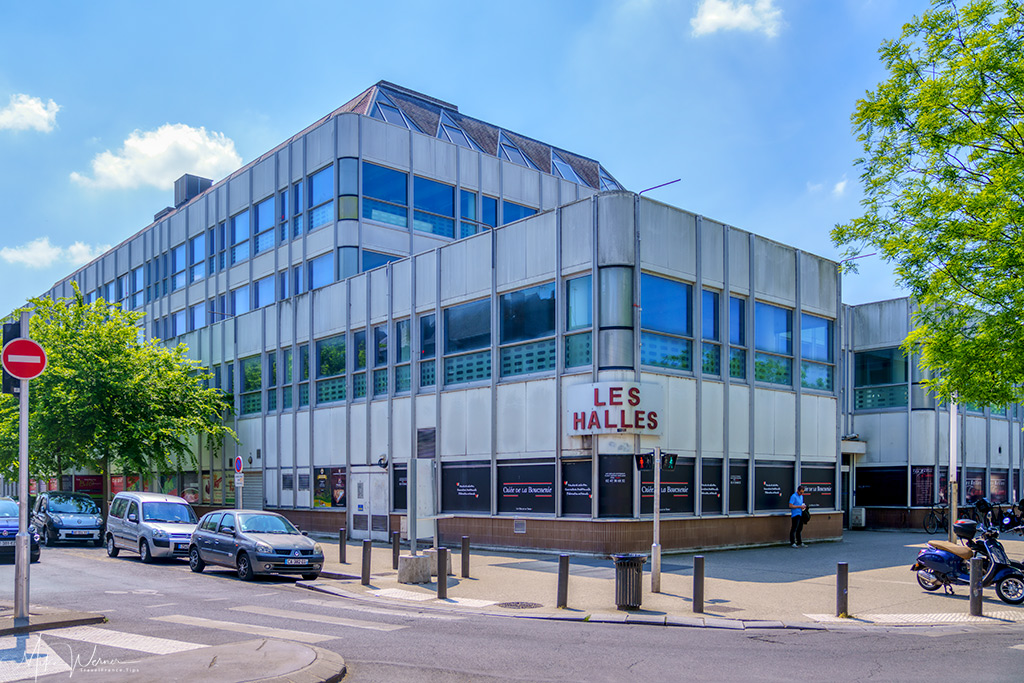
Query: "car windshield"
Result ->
[[238, 514, 299, 535], [0, 501, 18, 518], [49, 495, 99, 514], [141, 502, 197, 524]]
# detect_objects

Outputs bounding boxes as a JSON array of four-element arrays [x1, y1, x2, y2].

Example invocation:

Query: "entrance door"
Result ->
[[349, 468, 390, 541]]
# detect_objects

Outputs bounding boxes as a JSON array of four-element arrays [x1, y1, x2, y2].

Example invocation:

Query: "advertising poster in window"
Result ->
[[47, 478, 58, 491], [74, 475, 103, 497], [441, 461, 490, 513], [314, 468, 331, 508], [158, 474, 179, 496], [226, 476, 235, 505], [331, 468, 346, 508], [498, 461, 555, 514], [729, 460, 748, 513], [393, 465, 407, 511], [754, 461, 794, 511], [181, 472, 200, 503], [800, 464, 835, 509], [61, 475, 73, 492], [965, 469, 986, 503], [110, 475, 125, 495], [640, 458, 694, 515], [598, 454, 633, 518], [911, 466, 935, 506], [561, 460, 592, 516], [854, 466, 907, 506], [203, 472, 225, 505], [702, 460, 723, 515], [990, 470, 1008, 504]]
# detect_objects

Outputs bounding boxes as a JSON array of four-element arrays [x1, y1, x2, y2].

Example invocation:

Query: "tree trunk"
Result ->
[[56, 454, 63, 491], [102, 453, 110, 513]]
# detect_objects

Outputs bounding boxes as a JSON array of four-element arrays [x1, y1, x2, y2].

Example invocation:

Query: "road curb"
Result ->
[[260, 644, 347, 683], [0, 609, 106, 636]]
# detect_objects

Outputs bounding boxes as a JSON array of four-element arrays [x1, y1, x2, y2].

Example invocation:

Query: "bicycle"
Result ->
[[923, 502, 949, 535]]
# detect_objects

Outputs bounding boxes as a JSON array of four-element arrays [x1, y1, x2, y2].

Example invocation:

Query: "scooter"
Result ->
[[911, 519, 1024, 605]]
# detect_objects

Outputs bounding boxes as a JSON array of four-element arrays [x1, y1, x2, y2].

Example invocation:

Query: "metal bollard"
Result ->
[[556, 554, 569, 608], [437, 547, 448, 599], [970, 556, 983, 616], [339, 527, 346, 564], [693, 555, 705, 614], [836, 562, 849, 617], [361, 539, 371, 586], [461, 536, 470, 578], [392, 531, 400, 570]]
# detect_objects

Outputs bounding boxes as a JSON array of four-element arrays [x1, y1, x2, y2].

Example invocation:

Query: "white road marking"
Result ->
[[369, 588, 435, 601], [147, 603, 177, 609], [203, 597, 231, 602], [808, 612, 1024, 624], [151, 615, 336, 643], [230, 605, 405, 632], [45, 625, 206, 655], [1010, 644, 1024, 651], [0, 634, 71, 682], [296, 598, 464, 620]]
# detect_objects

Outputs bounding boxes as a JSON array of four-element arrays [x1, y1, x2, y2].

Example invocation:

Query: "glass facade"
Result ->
[[641, 273, 692, 371], [854, 347, 908, 409], [754, 302, 792, 386]]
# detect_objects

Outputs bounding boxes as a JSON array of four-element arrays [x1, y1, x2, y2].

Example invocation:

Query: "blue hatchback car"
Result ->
[[0, 498, 41, 563]]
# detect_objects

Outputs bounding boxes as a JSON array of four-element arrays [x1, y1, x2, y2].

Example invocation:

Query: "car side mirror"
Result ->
[[127, 513, 138, 523], [301, 530, 308, 536]]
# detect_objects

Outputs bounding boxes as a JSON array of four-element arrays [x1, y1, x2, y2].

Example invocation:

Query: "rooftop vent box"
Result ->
[[174, 174, 212, 208], [153, 206, 174, 221]]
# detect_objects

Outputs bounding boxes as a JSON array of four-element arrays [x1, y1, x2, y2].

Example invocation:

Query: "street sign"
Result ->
[[1, 338, 46, 380], [234, 456, 244, 473], [235, 472, 244, 488]]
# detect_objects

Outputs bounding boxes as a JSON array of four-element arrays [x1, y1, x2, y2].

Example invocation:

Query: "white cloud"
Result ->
[[691, 0, 782, 38], [832, 177, 848, 197], [0, 94, 60, 132], [806, 181, 824, 193], [71, 123, 242, 190], [0, 238, 110, 269]]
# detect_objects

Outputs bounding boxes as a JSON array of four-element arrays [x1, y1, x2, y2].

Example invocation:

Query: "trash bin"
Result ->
[[612, 553, 647, 610]]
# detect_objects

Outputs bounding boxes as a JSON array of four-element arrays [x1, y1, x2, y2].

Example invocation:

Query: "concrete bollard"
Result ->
[[557, 554, 569, 608], [361, 539, 372, 586], [392, 531, 400, 570], [339, 527, 346, 564], [836, 562, 849, 617], [970, 556, 983, 616], [693, 555, 705, 614], [461, 536, 470, 578], [437, 547, 448, 599]]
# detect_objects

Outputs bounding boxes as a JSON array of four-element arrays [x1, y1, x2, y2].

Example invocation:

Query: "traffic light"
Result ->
[[661, 452, 677, 471], [634, 452, 654, 471], [2, 321, 20, 396]]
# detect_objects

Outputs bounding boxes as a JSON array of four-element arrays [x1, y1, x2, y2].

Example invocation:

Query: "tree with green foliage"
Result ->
[[832, 0, 1024, 406], [0, 288, 236, 506]]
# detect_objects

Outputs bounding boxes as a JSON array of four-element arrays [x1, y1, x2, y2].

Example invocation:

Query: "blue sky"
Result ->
[[0, 0, 932, 317]]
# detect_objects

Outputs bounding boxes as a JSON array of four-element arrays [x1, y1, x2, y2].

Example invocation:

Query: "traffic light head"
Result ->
[[661, 452, 677, 471], [634, 452, 654, 471]]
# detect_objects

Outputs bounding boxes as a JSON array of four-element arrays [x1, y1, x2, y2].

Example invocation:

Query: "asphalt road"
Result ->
[[3, 544, 1024, 682]]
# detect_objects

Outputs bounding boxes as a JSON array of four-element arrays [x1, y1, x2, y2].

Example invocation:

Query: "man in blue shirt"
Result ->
[[789, 485, 807, 547]]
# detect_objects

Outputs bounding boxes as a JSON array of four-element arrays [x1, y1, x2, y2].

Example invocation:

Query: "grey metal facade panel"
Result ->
[[312, 284, 346, 337], [361, 117, 410, 165], [290, 140, 305, 182], [598, 327, 634, 369], [348, 275, 367, 328], [700, 219, 725, 286], [169, 211, 186, 247], [363, 224, 411, 255], [596, 193, 635, 267], [440, 236, 491, 304], [480, 154, 500, 194], [391, 260, 412, 316], [305, 122, 334, 174], [752, 237, 797, 304], [799, 251, 838, 316], [559, 199, 593, 271], [850, 298, 910, 348], [541, 174, 560, 211], [638, 198, 696, 278], [369, 268, 389, 321], [187, 201, 206, 236], [495, 212, 557, 289], [458, 146, 479, 188], [228, 172, 250, 215], [337, 113, 359, 159], [414, 252, 436, 309], [252, 157, 276, 202], [502, 162, 539, 206], [412, 134, 457, 183], [276, 149, 290, 189]]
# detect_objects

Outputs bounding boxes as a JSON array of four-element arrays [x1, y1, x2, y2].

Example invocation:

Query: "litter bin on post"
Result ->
[[612, 553, 647, 610]]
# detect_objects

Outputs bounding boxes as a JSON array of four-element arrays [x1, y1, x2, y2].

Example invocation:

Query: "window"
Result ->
[[363, 162, 407, 227], [437, 111, 480, 150], [551, 150, 587, 185], [413, 176, 455, 238], [282, 348, 293, 410], [293, 264, 307, 296], [352, 330, 367, 399], [298, 344, 310, 407], [213, 224, 224, 272], [369, 91, 422, 131], [230, 210, 250, 265], [754, 302, 792, 386], [118, 274, 129, 304], [240, 356, 261, 415], [701, 290, 721, 375], [394, 319, 411, 392], [308, 166, 334, 232], [854, 347, 908, 409], [338, 157, 357, 221], [292, 181, 304, 237], [308, 252, 334, 290], [131, 266, 144, 308], [267, 352, 277, 412], [729, 297, 747, 380], [459, 189, 480, 237], [254, 197, 275, 254], [315, 335, 346, 404], [800, 313, 834, 391], [170, 310, 185, 338], [190, 302, 206, 331], [482, 196, 498, 229], [640, 274, 692, 371], [498, 132, 538, 169], [189, 234, 205, 282], [564, 275, 593, 369], [170, 244, 186, 291], [419, 314, 436, 389], [254, 275, 274, 308], [232, 285, 251, 316], [500, 283, 555, 377], [361, 250, 401, 272], [278, 188, 290, 241], [373, 325, 388, 396], [444, 299, 491, 385], [599, 167, 621, 191], [502, 200, 536, 225]]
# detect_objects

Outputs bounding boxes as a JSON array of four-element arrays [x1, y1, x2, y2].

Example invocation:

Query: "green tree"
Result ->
[[833, 0, 1024, 405], [0, 288, 236, 505]]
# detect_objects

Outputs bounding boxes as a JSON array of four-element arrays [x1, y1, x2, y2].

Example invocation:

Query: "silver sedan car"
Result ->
[[188, 509, 323, 581]]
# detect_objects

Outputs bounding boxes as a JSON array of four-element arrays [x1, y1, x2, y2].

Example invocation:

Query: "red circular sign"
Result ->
[[2, 338, 47, 380], [234, 456, 244, 473]]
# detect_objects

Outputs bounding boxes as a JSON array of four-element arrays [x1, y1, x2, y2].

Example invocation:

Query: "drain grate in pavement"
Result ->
[[497, 601, 544, 610]]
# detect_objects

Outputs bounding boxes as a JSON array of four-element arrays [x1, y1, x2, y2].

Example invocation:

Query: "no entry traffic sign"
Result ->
[[1, 338, 46, 380]]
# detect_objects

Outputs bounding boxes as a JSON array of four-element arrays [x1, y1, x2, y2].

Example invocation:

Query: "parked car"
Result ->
[[105, 492, 197, 563], [0, 497, 40, 563], [189, 510, 323, 581], [32, 492, 104, 546]]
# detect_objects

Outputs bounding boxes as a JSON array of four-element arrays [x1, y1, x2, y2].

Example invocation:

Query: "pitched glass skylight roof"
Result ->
[[498, 132, 539, 170], [437, 111, 481, 151], [552, 150, 588, 186], [370, 91, 423, 133], [599, 167, 621, 191]]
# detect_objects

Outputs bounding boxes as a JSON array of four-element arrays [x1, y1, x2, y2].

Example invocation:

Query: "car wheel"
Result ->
[[106, 535, 119, 558], [139, 539, 153, 564], [41, 526, 53, 547], [301, 572, 320, 581], [189, 546, 206, 573], [236, 551, 255, 581]]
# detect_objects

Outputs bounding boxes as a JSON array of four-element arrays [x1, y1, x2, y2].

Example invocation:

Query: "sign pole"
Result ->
[[14, 310, 31, 621], [652, 446, 661, 593], [949, 400, 958, 543]]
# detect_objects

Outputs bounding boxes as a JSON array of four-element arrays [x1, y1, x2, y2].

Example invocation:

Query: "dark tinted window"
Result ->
[[48, 494, 99, 514], [218, 513, 236, 533], [201, 513, 222, 531]]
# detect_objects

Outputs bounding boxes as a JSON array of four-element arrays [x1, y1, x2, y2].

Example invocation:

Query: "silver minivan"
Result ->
[[105, 492, 198, 563]]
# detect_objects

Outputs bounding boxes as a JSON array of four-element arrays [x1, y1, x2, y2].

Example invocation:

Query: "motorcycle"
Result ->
[[911, 519, 1024, 605]]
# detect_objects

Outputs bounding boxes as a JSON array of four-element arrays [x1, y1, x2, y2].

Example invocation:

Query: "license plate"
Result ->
[[0, 540, 14, 547], [68, 530, 90, 536], [285, 558, 308, 565], [175, 543, 188, 551]]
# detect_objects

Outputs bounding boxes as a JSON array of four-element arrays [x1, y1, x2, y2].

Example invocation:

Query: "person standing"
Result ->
[[789, 485, 807, 547]]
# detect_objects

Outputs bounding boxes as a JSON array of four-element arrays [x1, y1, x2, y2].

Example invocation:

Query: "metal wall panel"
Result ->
[[753, 238, 796, 304], [663, 377, 698, 456], [228, 171, 250, 215], [496, 383, 527, 456], [263, 470, 278, 507], [412, 135, 457, 183], [369, 268, 388, 321], [799, 251, 838, 316], [414, 252, 436, 310], [391, 260, 411, 316], [458, 146, 479, 189], [465, 387, 492, 457], [851, 298, 910, 348], [525, 379, 557, 454], [496, 213, 556, 289], [440, 236, 490, 304], [312, 283, 346, 337], [391, 397, 412, 462], [638, 198, 695, 277], [279, 299, 294, 346], [965, 416, 987, 466], [754, 389, 797, 458], [800, 394, 837, 459], [277, 149, 290, 189], [361, 117, 410, 166], [313, 407, 345, 467], [541, 174, 559, 211], [370, 401, 390, 466], [364, 225, 411, 255], [559, 199, 593, 272], [349, 402, 367, 465], [853, 412, 905, 463], [290, 140, 304, 183], [729, 385, 750, 456], [502, 162, 538, 206], [252, 157, 275, 203], [337, 113, 359, 159], [480, 155, 500, 195], [294, 293, 310, 342], [236, 311, 262, 357], [701, 219, 725, 287], [597, 193, 635, 266], [305, 122, 334, 174], [252, 252, 274, 280], [992, 421, 1010, 467], [169, 211, 186, 247], [348, 276, 367, 328], [440, 391, 468, 457], [911, 411, 937, 465]]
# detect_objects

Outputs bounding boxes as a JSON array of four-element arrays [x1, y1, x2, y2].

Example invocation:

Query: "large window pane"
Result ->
[[730, 297, 745, 346], [801, 314, 832, 362], [339, 158, 357, 195], [641, 274, 691, 337], [854, 348, 907, 386], [754, 303, 792, 354], [374, 325, 388, 367], [309, 166, 334, 207], [255, 198, 274, 232], [363, 162, 407, 205], [353, 330, 366, 370], [241, 357, 261, 393], [641, 331, 691, 370], [231, 210, 250, 244], [420, 315, 436, 358], [309, 253, 333, 289], [566, 275, 592, 331], [316, 335, 345, 378], [395, 320, 411, 362], [444, 300, 490, 353], [413, 176, 454, 216], [502, 201, 536, 224], [702, 290, 719, 340], [754, 352, 792, 385], [500, 283, 555, 344]]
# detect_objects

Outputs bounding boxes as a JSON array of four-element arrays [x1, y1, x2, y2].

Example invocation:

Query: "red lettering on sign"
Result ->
[[593, 388, 606, 407], [609, 387, 622, 405], [573, 412, 586, 430], [628, 387, 640, 406], [635, 411, 646, 428], [588, 411, 601, 429], [647, 412, 658, 430], [620, 410, 633, 429], [604, 410, 617, 428]]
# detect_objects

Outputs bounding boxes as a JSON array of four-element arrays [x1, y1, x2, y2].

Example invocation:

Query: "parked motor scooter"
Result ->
[[911, 519, 1024, 605]]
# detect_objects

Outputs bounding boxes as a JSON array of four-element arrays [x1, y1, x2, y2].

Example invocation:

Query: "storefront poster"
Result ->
[[441, 461, 490, 513], [729, 460, 748, 513], [965, 469, 986, 503], [314, 468, 331, 508], [331, 468, 346, 508], [801, 464, 835, 509], [990, 470, 1008, 504], [181, 472, 199, 503], [754, 462, 794, 511], [702, 460, 723, 515], [911, 466, 935, 506], [203, 472, 224, 505], [159, 474, 178, 496], [854, 466, 907, 506], [110, 476, 125, 494], [561, 460, 592, 516], [74, 475, 103, 495], [640, 458, 694, 515], [393, 465, 407, 511], [598, 454, 633, 518], [497, 462, 555, 515]]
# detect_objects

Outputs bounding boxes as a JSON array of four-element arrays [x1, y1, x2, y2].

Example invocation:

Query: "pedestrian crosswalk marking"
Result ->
[[0, 634, 71, 682], [46, 625, 207, 655], [369, 588, 435, 601], [296, 597, 464, 620], [230, 605, 406, 632], [807, 612, 1024, 624], [151, 614, 336, 643]]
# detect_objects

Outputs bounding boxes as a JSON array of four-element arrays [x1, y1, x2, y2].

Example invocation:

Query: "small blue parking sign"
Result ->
[[234, 456, 243, 473]]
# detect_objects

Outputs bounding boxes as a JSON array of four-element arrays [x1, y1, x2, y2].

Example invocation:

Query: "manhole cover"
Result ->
[[497, 601, 543, 610]]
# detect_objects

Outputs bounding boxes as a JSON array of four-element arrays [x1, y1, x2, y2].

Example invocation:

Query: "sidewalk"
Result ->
[[309, 530, 1024, 629]]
